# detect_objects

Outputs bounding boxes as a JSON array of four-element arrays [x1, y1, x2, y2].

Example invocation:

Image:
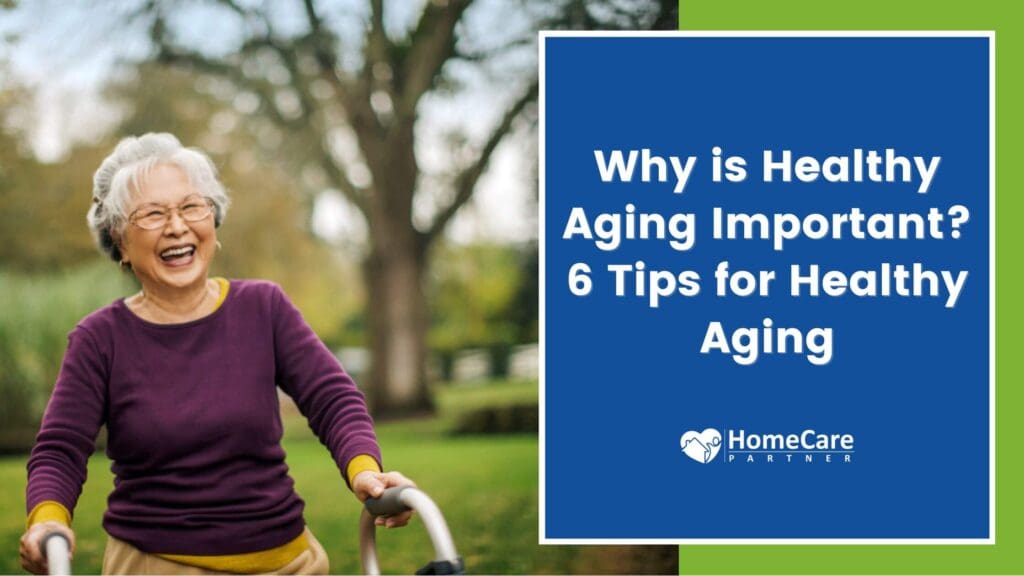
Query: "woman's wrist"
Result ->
[[345, 454, 382, 488], [26, 501, 71, 529]]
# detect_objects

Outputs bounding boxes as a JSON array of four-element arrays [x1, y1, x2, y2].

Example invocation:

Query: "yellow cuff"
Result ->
[[26, 501, 71, 530], [346, 454, 382, 487]]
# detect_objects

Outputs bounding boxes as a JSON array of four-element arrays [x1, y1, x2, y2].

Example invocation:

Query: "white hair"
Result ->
[[87, 133, 231, 263]]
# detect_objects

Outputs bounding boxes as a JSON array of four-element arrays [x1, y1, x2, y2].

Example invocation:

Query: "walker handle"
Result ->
[[40, 532, 71, 576], [365, 486, 413, 517]]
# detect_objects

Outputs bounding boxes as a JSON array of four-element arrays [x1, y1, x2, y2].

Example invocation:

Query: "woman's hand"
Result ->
[[19, 521, 75, 575], [352, 470, 417, 528]]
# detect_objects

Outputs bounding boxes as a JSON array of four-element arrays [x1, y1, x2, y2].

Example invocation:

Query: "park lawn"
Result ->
[[0, 380, 592, 574]]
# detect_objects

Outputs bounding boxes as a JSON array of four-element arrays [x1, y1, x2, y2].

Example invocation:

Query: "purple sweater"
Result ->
[[25, 279, 381, 555]]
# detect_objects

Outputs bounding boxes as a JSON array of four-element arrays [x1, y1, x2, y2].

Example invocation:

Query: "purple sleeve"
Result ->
[[270, 284, 382, 486], [25, 327, 107, 516]]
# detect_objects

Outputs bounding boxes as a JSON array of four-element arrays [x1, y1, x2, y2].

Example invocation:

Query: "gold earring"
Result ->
[[216, 241, 223, 251], [119, 259, 130, 269]]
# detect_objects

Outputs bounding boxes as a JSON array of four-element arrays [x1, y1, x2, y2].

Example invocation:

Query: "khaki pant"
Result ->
[[101, 528, 330, 575]]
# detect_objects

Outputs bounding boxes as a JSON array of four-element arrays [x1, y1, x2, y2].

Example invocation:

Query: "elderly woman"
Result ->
[[19, 133, 413, 575]]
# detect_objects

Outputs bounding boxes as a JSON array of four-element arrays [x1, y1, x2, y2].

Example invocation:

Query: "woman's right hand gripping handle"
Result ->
[[19, 521, 75, 575]]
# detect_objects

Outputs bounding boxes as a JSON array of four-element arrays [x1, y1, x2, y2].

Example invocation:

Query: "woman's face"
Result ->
[[119, 163, 217, 294]]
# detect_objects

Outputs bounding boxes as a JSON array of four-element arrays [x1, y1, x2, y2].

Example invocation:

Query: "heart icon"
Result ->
[[680, 428, 722, 464]]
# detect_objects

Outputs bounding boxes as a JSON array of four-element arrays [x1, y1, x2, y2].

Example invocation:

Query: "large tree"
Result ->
[[140, 0, 674, 416]]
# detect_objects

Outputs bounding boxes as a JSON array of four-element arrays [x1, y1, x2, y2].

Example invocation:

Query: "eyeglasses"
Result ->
[[128, 195, 215, 230]]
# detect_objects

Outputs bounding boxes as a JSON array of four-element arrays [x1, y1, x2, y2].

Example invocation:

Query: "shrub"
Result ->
[[451, 403, 538, 435], [0, 261, 132, 453]]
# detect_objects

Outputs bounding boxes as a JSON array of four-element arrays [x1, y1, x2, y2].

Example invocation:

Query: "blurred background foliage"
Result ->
[[0, 50, 534, 443], [0, 0, 672, 426]]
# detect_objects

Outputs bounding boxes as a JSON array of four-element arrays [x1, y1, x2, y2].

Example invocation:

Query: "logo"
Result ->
[[680, 427, 855, 464], [679, 428, 722, 463]]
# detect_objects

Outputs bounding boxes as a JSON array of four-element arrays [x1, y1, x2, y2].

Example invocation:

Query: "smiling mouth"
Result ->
[[159, 245, 196, 266]]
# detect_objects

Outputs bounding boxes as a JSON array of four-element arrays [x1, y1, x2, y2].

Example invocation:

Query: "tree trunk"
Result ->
[[364, 243, 433, 417], [362, 124, 432, 417]]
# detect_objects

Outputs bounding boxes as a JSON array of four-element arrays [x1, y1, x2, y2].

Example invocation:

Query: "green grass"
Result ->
[[0, 380, 607, 574]]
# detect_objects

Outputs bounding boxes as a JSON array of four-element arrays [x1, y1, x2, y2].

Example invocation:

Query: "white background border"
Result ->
[[538, 30, 996, 545]]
